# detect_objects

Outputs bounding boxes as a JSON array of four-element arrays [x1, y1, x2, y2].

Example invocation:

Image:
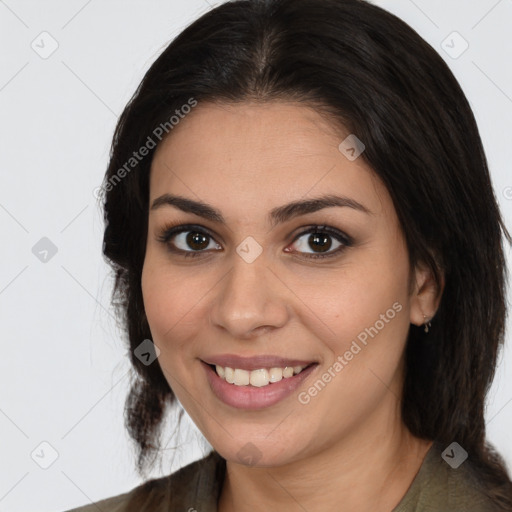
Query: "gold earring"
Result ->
[[423, 314, 432, 333]]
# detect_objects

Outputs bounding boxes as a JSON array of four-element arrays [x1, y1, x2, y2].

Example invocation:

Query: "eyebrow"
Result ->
[[150, 193, 373, 228]]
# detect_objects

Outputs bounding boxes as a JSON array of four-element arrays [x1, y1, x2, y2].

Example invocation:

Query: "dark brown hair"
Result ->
[[100, 0, 512, 506]]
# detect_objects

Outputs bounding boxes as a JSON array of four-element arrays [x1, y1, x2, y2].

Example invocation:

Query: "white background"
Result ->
[[0, 1, 511, 511]]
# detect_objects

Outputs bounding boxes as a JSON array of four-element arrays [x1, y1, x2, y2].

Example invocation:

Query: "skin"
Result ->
[[141, 101, 443, 512]]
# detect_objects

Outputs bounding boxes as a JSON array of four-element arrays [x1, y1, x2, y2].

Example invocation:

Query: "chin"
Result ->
[[206, 428, 308, 468]]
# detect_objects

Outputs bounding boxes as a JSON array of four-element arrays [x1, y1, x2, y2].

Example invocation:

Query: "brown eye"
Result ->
[[288, 226, 352, 259], [306, 233, 333, 253], [157, 224, 222, 258], [185, 231, 210, 251]]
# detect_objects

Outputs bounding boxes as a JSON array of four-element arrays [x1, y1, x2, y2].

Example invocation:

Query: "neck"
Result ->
[[218, 415, 432, 512]]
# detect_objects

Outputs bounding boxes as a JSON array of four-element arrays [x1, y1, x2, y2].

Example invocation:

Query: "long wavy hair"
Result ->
[[100, 0, 512, 506]]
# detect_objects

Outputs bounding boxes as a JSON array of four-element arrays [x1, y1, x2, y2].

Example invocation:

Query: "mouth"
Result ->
[[201, 355, 319, 410], [207, 362, 315, 387]]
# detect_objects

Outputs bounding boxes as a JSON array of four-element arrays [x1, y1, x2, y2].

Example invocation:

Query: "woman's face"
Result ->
[[141, 101, 434, 466]]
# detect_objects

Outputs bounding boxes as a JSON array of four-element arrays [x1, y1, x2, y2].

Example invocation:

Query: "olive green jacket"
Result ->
[[62, 442, 499, 511]]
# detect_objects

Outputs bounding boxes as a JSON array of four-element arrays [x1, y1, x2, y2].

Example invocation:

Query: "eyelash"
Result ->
[[156, 223, 353, 260]]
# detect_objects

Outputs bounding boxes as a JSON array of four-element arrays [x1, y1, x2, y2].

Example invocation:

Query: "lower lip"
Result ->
[[202, 361, 318, 410]]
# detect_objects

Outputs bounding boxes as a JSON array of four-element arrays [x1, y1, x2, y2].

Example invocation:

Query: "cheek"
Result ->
[[293, 260, 410, 428], [299, 244, 411, 358], [141, 255, 203, 353]]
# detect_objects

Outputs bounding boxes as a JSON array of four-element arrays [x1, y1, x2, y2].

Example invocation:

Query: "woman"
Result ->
[[64, 0, 512, 510]]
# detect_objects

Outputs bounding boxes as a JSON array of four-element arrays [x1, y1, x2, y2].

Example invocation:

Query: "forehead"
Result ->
[[153, 100, 345, 167], [149, 101, 391, 220]]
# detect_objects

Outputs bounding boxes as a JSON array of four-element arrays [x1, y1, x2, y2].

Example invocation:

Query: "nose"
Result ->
[[209, 253, 290, 340]]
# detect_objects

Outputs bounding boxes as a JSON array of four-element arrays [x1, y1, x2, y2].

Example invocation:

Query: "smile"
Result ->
[[201, 356, 319, 410], [214, 364, 308, 387]]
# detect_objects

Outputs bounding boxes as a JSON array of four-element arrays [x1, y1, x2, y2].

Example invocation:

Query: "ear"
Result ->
[[409, 262, 444, 327]]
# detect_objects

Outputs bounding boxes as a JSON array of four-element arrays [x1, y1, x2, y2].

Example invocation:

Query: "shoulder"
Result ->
[[394, 442, 501, 512], [61, 450, 225, 512]]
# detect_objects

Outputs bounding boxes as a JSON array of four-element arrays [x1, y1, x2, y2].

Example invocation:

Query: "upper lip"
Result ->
[[202, 354, 317, 371]]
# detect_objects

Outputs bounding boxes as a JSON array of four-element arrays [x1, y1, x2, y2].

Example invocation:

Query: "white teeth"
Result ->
[[282, 366, 294, 378], [214, 364, 308, 386], [250, 369, 269, 387], [225, 367, 235, 384], [233, 369, 250, 386], [268, 367, 283, 383]]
